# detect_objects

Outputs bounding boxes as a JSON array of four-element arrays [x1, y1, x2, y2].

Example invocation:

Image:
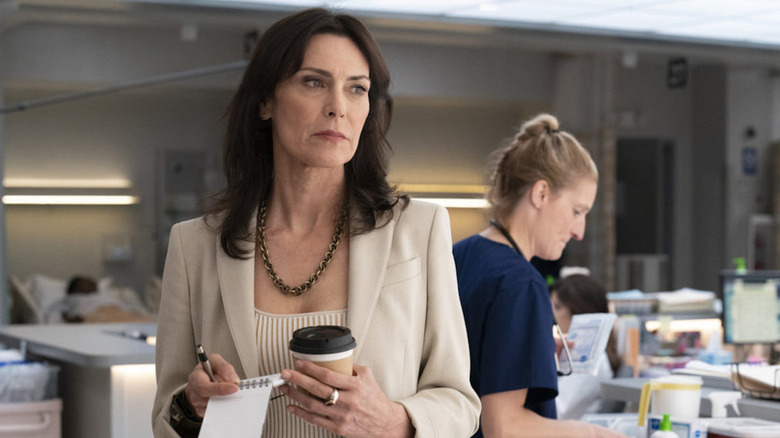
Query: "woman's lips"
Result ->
[[315, 130, 347, 141]]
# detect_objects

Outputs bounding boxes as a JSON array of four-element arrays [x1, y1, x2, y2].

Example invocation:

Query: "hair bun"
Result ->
[[516, 113, 560, 142]]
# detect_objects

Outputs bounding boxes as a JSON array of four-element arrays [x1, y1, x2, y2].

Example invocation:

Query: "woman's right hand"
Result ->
[[183, 353, 241, 417]]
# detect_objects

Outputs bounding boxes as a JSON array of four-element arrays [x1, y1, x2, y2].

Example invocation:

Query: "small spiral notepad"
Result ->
[[199, 373, 285, 438]]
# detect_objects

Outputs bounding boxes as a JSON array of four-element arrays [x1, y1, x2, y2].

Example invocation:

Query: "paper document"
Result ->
[[673, 360, 735, 390], [566, 313, 617, 375], [676, 360, 731, 378], [656, 288, 716, 313], [199, 373, 285, 438]]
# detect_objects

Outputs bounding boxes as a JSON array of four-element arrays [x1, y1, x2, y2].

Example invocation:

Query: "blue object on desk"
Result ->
[[698, 350, 733, 365], [607, 289, 646, 299]]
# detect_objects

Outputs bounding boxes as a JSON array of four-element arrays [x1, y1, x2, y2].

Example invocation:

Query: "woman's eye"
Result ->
[[303, 77, 323, 88], [351, 84, 368, 95]]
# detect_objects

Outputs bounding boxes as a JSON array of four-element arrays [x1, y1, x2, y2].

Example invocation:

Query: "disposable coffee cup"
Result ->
[[289, 325, 356, 376]]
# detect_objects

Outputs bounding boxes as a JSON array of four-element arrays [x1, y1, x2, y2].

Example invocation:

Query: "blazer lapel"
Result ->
[[214, 209, 396, 373], [348, 216, 395, 362], [216, 228, 259, 378]]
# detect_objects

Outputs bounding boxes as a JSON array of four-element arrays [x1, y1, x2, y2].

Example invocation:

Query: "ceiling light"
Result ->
[[560, 10, 698, 33], [660, 19, 780, 43], [2, 195, 141, 205], [398, 183, 488, 209], [3, 178, 133, 188], [415, 198, 489, 209], [135, 0, 780, 49], [398, 183, 487, 194], [2, 178, 140, 205]]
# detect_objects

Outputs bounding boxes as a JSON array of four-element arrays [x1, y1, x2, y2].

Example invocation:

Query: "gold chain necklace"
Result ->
[[257, 200, 348, 296]]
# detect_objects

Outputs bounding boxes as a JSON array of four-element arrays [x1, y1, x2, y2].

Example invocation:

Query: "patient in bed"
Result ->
[[58, 276, 154, 323]]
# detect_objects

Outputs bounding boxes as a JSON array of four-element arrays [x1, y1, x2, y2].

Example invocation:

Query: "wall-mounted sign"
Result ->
[[742, 146, 757, 175], [667, 57, 688, 89]]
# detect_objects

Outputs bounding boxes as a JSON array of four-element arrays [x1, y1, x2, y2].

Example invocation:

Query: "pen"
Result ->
[[196, 344, 216, 382]]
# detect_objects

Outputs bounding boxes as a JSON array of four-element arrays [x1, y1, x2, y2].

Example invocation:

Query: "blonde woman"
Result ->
[[453, 114, 625, 437]]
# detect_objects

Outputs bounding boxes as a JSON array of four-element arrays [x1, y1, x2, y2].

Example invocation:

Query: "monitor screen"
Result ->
[[721, 270, 780, 344]]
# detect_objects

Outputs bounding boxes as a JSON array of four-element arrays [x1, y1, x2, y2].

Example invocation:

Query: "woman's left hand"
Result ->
[[280, 360, 414, 438]]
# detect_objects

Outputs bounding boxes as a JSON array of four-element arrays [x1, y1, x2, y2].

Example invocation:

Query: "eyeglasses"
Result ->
[[554, 322, 573, 376]]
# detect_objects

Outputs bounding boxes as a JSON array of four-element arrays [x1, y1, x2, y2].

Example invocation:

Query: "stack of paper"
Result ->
[[607, 290, 658, 315], [673, 360, 735, 390], [655, 288, 716, 313]]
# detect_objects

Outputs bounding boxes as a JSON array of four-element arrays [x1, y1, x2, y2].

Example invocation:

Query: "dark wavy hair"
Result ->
[[207, 8, 405, 258], [550, 274, 621, 375]]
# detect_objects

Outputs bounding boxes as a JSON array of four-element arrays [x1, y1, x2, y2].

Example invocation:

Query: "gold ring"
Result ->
[[324, 388, 339, 406]]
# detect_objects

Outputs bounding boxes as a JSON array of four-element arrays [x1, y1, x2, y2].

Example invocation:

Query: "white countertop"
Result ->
[[0, 322, 156, 367], [602, 377, 780, 422]]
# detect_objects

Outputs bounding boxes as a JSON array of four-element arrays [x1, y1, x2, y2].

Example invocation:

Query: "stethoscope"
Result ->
[[489, 219, 574, 376]]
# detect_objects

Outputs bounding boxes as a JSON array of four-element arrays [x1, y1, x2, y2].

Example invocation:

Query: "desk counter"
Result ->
[[0, 323, 158, 438], [602, 377, 780, 422], [0, 322, 156, 367]]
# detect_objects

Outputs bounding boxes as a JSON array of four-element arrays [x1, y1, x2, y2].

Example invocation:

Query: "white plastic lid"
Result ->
[[652, 375, 703, 385]]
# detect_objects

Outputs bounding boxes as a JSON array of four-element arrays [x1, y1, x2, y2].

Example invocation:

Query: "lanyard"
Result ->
[[489, 219, 523, 256], [489, 219, 573, 375]]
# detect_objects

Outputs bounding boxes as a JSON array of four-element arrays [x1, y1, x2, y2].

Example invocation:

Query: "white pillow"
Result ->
[[30, 274, 67, 317], [99, 286, 147, 314], [64, 293, 123, 318], [97, 276, 113, 292], [43, 300, 66, 324]]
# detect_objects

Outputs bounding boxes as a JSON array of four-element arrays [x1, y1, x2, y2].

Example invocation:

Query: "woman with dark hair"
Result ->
[[550, 274, 621, 374], [453, 114, 624, 437], [550, 274, 623, 419], [152, 8, 479, 438]]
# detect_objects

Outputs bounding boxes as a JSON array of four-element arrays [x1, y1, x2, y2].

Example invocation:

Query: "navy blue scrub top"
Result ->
[[454, 235, 558, 437]]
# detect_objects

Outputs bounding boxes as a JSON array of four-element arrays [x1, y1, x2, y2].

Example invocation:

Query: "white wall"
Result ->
[[3, 14, 780, 300], [3, 23, 244, 86], [388, 98, 544, 185], [3, 88, 229, 292], [691, 65, 727, 292], [550, 54, 617, 285], [385, 43, 554, 102], [616, 56, 694, 288], [1, 21, 557, 295], [774, 77, 780, 141], [725, 68, 774, 267], [2, 22, 243, 292]]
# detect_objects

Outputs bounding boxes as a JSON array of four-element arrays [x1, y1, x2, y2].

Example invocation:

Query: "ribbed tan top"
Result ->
[[254, 308, 347, 438]]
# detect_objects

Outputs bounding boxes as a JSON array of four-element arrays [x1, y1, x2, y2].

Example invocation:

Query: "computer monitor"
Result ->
[[720, 270, 780, 344]]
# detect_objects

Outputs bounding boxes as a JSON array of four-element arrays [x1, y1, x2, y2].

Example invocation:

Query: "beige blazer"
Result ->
[[152, 199, 480, 437]]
